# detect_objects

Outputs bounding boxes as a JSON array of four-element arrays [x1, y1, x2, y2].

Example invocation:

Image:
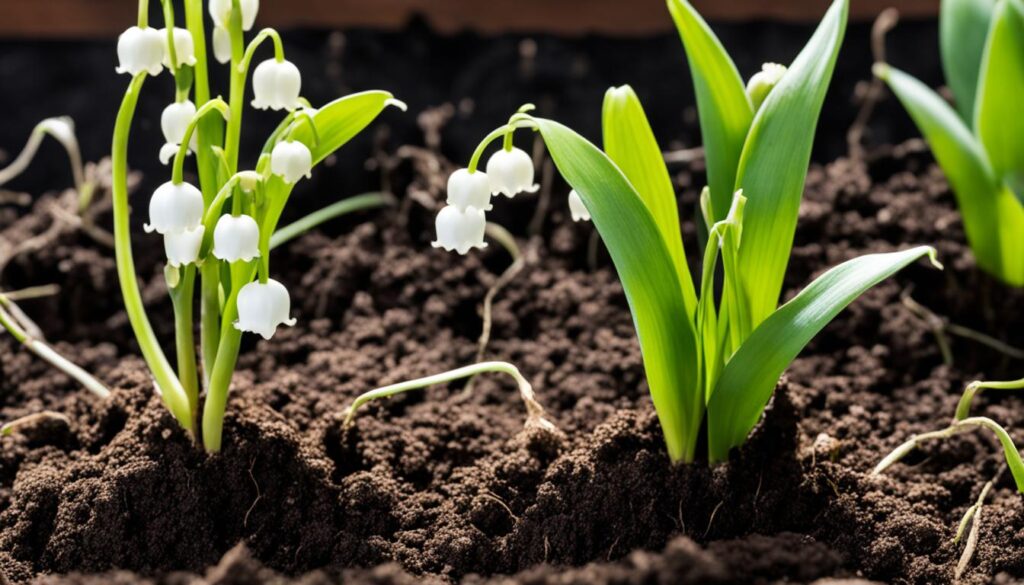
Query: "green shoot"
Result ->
[[874, 377, 1024, 493], [875, 0, 1024, 285], [0, 292, 110, 399], [439, 0, 938, 464], [343, 361, 556, 432]]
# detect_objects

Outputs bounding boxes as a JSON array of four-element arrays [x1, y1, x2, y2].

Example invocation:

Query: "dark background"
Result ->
[[0, 15, 944, 221]]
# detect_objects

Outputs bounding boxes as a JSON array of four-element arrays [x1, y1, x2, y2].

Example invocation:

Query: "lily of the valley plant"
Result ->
[[112, 0, 403, 451], [875, 0, 1024, 286], [435, 0, 939, 464]]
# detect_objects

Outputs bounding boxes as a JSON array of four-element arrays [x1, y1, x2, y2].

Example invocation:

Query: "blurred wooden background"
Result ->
[[0, 0, 939, 38]]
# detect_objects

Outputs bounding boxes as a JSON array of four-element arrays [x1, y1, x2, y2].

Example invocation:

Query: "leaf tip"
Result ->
[[384, 97, 408, 112], [925, 247, 944, 270], [872, 62, 891, 80]]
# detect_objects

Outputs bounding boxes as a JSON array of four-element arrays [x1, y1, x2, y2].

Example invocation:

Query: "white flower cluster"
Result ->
[[115, 26, 196, 77], [434, 146, 593, 254]]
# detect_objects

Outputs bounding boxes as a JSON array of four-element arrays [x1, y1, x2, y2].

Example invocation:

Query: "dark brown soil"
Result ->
[[2, 141, 1024, 585]]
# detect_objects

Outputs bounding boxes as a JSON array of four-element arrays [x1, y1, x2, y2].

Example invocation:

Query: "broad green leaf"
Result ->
[[289, 90, 401, 165], [878, 64, 1024, 284], [602, 85, 697, 315], [734, 0, 848, 330], [706, 246, 939, 461], [940, 0, 996, 123], [667, 0, 753, 222], [975, 0, 1024, 204], [533, 118, 703, 463], [260, 91, 400, 246]]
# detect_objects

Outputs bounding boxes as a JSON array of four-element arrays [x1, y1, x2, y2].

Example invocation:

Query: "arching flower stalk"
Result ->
[[107, 0, 404, 451]]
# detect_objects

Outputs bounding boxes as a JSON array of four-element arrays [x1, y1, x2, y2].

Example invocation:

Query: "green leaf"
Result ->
[[734, 0, 848, 329], [975, 0, 1024, 203], [667, 0, 753, 222], [940, 0, 996, 124], [269, 192, 394, 250], [878, 64, 1024, 285], [289, 90, 402, 165], [707, 246, 940, 461], [533, 118, 703, 463], [602, 85, 697, 315]]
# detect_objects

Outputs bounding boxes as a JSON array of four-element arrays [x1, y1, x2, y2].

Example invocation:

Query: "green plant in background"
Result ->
[[434, 0, 940, 464], [110, 0, 403, 451], [875, 0, 1024, 286]]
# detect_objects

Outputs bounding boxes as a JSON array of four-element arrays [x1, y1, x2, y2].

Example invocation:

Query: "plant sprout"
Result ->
[[434, 0, 940, 464], [343, 361, 556, 433], [873, 376, 1024, 578], [110, 0, 404, 451], [874, 0, 1024, 286], [0, 286, 110, 399]]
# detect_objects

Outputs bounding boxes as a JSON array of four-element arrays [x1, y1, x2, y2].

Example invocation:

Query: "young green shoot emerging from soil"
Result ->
[[874, 0, 1024, 286], [0, 119, 113, 401], [343, 361, 556, 433], [111, 0, 404, 451], [434, 0, 940, 464], [873, 376, 1024, 578]]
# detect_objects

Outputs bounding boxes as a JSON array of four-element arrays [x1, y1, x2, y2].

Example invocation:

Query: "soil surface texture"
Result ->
[[3, 130, 1024, 585]]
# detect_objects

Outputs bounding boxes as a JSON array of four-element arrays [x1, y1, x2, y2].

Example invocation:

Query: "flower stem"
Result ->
[[342, 361, 555, 432], [170, 266, 199, 422], [224, 4, 247, 173], [0, 297, 110, 399], [239, 28, 285, 74], [111, 74, 194, 432], [201, 289, 244, 452]]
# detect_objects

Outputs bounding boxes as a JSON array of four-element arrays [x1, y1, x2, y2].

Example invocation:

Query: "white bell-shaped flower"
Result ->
[[432, 205, 487, 255], [446, 168, 492, 211], [115, 26, 165, 76], [212, 214, 261, 262], [209, 0, 259, 31], [144, 181, 204, 234], [270, 140, 313, 184], [251, 59, 302, 111], [160, 27, 197, 68], [567, 190, 591, 222], [164, 225, 205, 267], [485, 147, 538, 198], [746, 62, 787, 110], [159, 101, 199, 165], [234, 279, 296, 340], [212, 26, 232, 64]]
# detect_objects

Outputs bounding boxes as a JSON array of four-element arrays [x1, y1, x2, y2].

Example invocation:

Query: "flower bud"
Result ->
[[746, 63, 787, 111], [431, 205, 487, 255], [212, 214, 261, 262], [209, 0, 259, 31], [567, 189, 590, 222], [485, 147, 538, 198], [234, 279, 297, 340], [212, 26, 231, 64], [270, 140, 313, 184], [160, 27, 197, 68], [164, 225, 205, 267], [115, 26, 165, 77], [446, 168, 492, 211], [144, 181, 204, 234], [252, 59, 302, 111]]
